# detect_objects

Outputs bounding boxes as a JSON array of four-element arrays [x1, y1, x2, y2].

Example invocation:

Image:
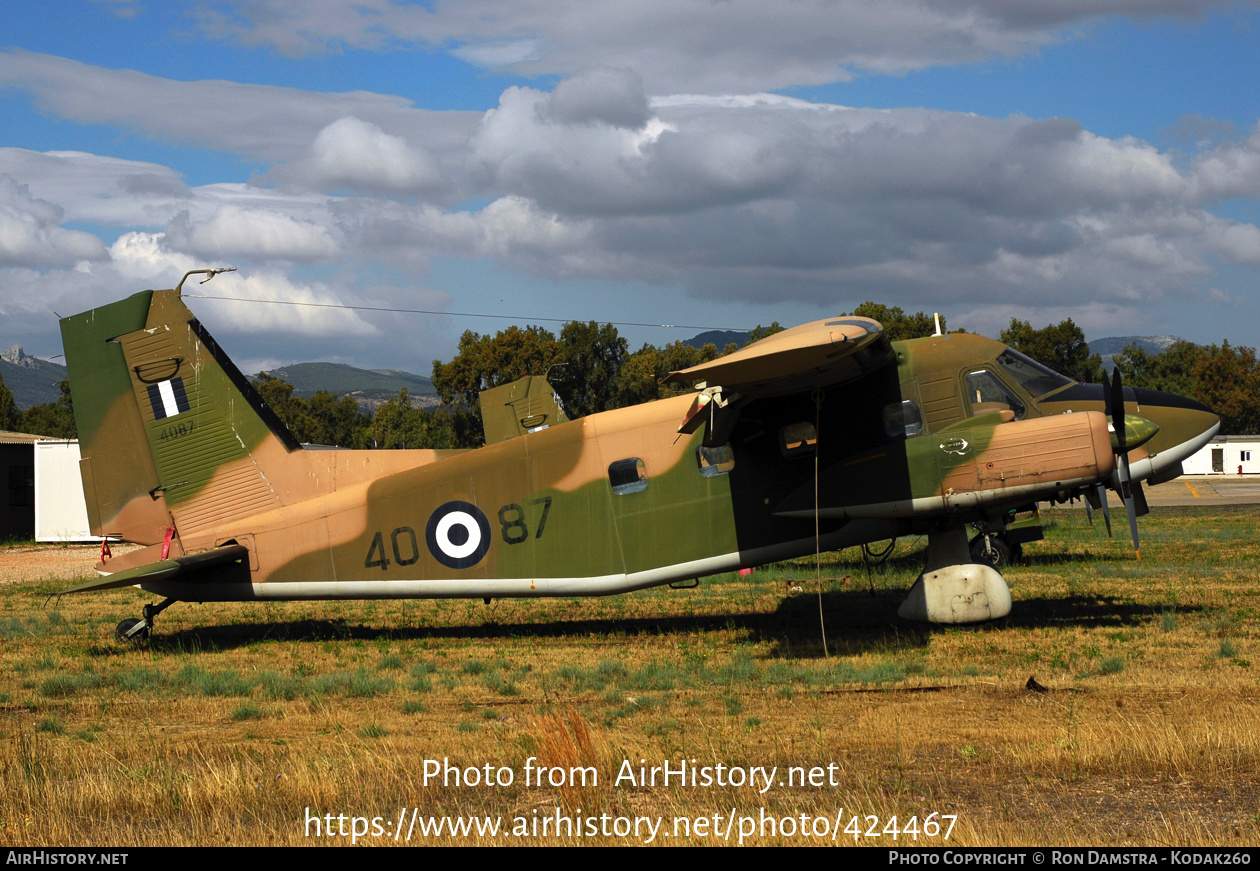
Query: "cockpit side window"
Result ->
[[965, 370, 1026, 420], [995, 349, 1073, 399]]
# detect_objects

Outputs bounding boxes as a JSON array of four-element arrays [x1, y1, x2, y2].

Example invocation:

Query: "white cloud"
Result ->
[[277, 116, 447, 195], [0, 175, 109, 267], [1191, 125, 1260, 200], [193, 0, 1233, 93], [164, 205, 340, 262], [0, 148, 191, 227], [108, 230, 196, 280], [546, 67, 651, 129], [107, 231, 374, 337], [0, 51, 480, 166], [3, 49, 1260, 360], [1208, 220, 1260, 266]]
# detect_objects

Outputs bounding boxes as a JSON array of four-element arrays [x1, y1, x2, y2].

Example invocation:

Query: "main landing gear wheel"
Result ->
[[116, 618, 149, 643], [970, 534, 1020, 569]]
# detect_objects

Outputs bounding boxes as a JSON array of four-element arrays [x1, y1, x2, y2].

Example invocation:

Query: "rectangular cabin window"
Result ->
[[779, 422, 817, 458], [697, 444, 735, 477], [883, 400, 923, 438], [609, 458, 648, 495]]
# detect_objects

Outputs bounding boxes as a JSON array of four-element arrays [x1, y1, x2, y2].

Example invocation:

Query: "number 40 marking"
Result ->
[[364, 526, 420, 571]]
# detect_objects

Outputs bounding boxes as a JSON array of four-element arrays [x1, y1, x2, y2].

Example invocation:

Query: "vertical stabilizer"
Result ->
[[62, 289, 300, 543]]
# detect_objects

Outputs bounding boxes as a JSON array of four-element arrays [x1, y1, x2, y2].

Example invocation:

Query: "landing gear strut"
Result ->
[[969, 532, 1021, 569], [116, 598, 179, 643]]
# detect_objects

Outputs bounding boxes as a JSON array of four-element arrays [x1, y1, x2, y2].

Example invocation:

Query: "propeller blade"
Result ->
[[1111, 368, 1127, 453], [1095, 482, 1112, 538], [1103, 366, 1139, 555], [1114, 448, 1140, 556]]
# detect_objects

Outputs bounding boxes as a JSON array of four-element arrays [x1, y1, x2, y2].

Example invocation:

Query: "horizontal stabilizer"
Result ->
[[58, 544, 250, 595]]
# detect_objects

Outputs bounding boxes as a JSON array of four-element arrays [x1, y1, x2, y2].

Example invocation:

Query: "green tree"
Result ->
[[1113, 340, 1202, 399], [302, 390, 371, 448], [1114, 339, 1260, 435], [848, 303, 942, 341], [613, 340, 721, 406], [0, 371, 19, 431], [432, 326, 566, 446], [745, 322, 784, 344], [1192, 342, 1260, 435], [370, 389, 454, 449], [20, 379, 75, 438], [552, 321, 627, 418], [1000, 318, 1104, 384], [254, 375, 313, 440]]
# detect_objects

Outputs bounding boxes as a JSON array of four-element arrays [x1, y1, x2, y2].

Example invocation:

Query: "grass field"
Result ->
[[2, 504, 1258, 846]]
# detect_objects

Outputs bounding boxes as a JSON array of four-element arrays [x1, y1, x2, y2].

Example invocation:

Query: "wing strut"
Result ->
[[812, 386, 830, 659]]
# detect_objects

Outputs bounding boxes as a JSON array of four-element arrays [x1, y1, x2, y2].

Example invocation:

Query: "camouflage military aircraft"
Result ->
[[57, 270, 1219, 639]]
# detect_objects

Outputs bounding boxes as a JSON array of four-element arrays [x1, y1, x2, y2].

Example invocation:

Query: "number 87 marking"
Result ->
[[498, 496, 553, 545]]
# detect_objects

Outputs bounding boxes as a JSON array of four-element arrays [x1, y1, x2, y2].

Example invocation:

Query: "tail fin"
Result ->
[[62, 288, 299, 542]]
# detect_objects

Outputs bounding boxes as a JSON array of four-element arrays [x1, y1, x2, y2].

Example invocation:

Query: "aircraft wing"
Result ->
[[57, 544, 250, 595], [664, 317, 893, 397]]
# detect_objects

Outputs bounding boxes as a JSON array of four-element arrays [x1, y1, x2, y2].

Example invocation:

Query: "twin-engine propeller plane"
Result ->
[[57, 270, 1219, 640]]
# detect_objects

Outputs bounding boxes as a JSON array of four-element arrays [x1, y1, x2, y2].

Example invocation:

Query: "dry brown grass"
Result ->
[[2, 505, 1259, 846]]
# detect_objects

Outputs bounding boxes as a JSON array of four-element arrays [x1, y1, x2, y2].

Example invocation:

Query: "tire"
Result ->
[[970, 534, 1013, 569], [116, 618, 149, 642]]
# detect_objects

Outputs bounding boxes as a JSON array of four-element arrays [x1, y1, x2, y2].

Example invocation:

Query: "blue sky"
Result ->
[[2, 1, 1258, 374]]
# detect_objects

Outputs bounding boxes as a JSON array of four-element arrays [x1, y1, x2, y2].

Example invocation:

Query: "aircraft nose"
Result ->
[[1129, 387, 1220, 451]]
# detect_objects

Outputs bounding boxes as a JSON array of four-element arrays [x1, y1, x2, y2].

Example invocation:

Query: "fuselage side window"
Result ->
[[883, 400, 923, 438], [779, 422, 818, 458], [965, 370, 1026, 420], [609, 458, 648, 495], [697, 444, 736, 477]]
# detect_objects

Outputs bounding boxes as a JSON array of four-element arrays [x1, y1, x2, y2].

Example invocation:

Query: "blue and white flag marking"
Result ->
[[147, 378, 190, 420]]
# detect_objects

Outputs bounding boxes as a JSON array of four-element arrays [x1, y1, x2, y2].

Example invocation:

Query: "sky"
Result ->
[[2, 0, 1259, 375]]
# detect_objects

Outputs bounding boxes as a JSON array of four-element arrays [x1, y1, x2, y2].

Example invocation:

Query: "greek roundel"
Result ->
[[425, 501, 492, 569]]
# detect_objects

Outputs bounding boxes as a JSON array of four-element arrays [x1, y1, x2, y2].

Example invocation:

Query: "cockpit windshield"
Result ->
[[995, 349, 1074, 399]]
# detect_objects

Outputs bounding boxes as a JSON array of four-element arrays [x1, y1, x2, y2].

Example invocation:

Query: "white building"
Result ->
[[33, 439, 96, 542], [1181, 435, 1260, 475]]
